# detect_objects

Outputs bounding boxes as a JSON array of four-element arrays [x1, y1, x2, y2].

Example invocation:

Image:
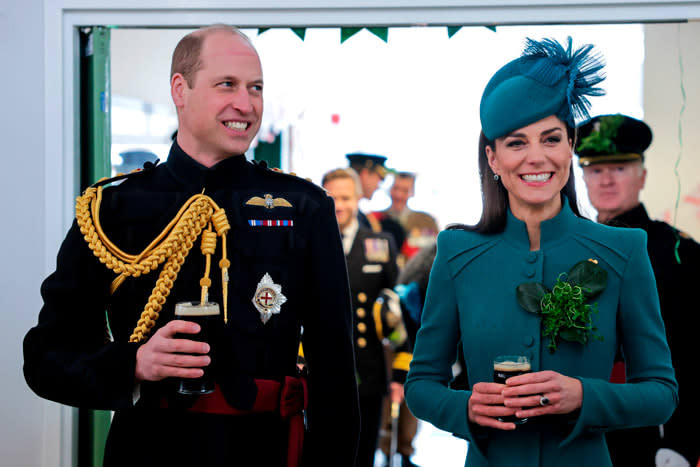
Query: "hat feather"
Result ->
[[522, 37, 606, 126]]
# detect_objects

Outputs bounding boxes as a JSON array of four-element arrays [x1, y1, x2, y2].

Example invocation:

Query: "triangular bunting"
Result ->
[[292, 28, 306, 40], [484, 25, 497, 32], [258, 28, 270, 35], [447, 26, 462, 38], [367, 27, 388, 42], [341, 27, 363, 43]]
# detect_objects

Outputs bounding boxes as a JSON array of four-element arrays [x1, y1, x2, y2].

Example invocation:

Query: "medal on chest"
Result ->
[[252, 273, 287, 323]]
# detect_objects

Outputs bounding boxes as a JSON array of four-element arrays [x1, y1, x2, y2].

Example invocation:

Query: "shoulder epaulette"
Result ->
[[251, 160, 326, 194], [90, 160, 160, 188]]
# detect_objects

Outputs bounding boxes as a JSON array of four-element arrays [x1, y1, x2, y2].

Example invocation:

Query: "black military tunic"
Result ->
[[604, 203, 700, 466], [23, 143, 360, 467], [345, 226, 399, 466]]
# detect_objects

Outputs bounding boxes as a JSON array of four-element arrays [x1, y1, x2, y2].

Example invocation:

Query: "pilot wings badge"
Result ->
[[245, 194, 293, 209], [252, 273, 287, 324]]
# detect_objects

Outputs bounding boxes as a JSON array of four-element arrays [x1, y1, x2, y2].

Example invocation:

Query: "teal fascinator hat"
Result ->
[[480, 37, 606, 141]]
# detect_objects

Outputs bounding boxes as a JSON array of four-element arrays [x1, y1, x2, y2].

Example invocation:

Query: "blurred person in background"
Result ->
[[323, 168, 411, 467], [579, 113, 700, 467], [380, 171, 439, 264], [347, 153, 406, 251]]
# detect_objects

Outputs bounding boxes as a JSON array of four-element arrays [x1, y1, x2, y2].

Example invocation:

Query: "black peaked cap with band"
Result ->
[[346, 153, 389, 178], [576, 114, 652, 167]]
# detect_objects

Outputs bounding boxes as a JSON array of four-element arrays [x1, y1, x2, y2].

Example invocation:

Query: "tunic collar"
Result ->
[[164, 141, 252, 192], [502, 196, 579, 250], [606, 203, 649, 229]]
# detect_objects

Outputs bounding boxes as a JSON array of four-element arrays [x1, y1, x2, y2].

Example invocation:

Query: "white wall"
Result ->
[[0, 1, 54, 467], [111, 28, 192, 110], [643, 21, 700, 239]]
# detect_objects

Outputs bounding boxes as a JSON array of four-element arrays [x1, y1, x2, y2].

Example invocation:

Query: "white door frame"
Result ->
[[42, 2, 700, 466]]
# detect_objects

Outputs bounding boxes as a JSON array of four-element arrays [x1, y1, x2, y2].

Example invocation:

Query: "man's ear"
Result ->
[[640, 166, 648, 190], [171, 73, 187, 109]]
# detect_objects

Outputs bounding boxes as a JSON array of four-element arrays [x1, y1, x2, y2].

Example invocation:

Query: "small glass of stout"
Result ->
[[493, 355, 531, 424]]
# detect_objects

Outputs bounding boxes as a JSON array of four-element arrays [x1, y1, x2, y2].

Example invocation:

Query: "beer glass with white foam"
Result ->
[[174, 301, 220, 395]]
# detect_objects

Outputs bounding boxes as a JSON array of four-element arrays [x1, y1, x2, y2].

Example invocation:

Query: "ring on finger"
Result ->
[[539, 395, 550, 406]]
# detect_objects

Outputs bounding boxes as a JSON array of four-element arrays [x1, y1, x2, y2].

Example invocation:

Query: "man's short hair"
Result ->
[[170, 25, 254, 88], [394, 172, 416, 182], [322, 168, 363, 198]]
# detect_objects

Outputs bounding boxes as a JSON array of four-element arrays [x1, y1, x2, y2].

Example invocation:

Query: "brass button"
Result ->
[[357, 322, 367, 333], [357, 337, 367, 348], [356, 307, 366, 318], [358, 292, 367, 303]]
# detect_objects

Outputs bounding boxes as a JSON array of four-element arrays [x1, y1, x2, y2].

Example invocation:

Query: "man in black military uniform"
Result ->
[[23, 25, 359, 467], [322, 168, 407, 467], [579, 114, 700, 467], [346, 153, 406, 250]]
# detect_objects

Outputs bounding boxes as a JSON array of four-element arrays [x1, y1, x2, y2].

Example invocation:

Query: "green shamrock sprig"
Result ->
[[576, 114, 625, 155], [516, 260, 608, 353]]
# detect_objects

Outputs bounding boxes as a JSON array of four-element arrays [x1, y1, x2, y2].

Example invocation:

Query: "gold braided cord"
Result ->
[[200, 225, 217, 304], [75, 182, 231, 342], [211, 208, 231, 323]]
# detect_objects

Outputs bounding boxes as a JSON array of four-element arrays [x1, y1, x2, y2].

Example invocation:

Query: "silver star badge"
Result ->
[[252, 273, 287, 324]]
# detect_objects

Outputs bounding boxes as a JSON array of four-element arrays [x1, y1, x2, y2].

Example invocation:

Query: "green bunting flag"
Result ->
[[258, 25, 497, 43], [367, 27, 388, 42], [341, 27, 363, 43], [340, 27, 388, 43]]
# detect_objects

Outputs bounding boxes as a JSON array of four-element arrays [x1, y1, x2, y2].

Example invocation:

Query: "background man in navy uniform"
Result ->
[[322, 168, 408, 467], [23, 25, 359, 467], [579, 114, 700, 467], [346, 153, 406, 250]]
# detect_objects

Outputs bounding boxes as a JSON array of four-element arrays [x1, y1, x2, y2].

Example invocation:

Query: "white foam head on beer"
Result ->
[[494, 360, 531, 372], [174, 301, 220, 316]]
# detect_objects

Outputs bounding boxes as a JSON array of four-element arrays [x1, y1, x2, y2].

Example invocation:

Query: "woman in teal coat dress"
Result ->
[[405, 38, 678, 467]]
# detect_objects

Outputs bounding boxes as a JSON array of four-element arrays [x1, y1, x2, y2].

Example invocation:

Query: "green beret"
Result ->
[[480, 37, 606, 141], [576, 114, 652, 166]]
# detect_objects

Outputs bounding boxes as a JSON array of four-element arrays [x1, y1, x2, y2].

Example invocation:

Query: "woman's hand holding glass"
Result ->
[[468, 370, 583, 431], [468, 382, 519, 430], [501, 370, 583, 419]]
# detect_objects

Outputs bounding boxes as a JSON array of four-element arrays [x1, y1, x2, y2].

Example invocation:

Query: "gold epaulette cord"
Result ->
[[75, 181, 231, 343]]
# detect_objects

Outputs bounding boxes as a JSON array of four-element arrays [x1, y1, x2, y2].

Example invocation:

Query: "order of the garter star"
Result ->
[[252, 273, 287, 324]]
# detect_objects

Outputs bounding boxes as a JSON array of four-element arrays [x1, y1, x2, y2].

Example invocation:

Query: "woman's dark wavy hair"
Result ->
[[449, 124, 582, 233]]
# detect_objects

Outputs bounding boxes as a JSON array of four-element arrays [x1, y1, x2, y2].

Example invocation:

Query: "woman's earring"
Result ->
[[493, 174, 500, 181]]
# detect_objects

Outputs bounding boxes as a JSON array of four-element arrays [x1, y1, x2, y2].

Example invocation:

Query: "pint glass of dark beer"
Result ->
[[174, 301, 220, 395], [493, 355, 531, 424]]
